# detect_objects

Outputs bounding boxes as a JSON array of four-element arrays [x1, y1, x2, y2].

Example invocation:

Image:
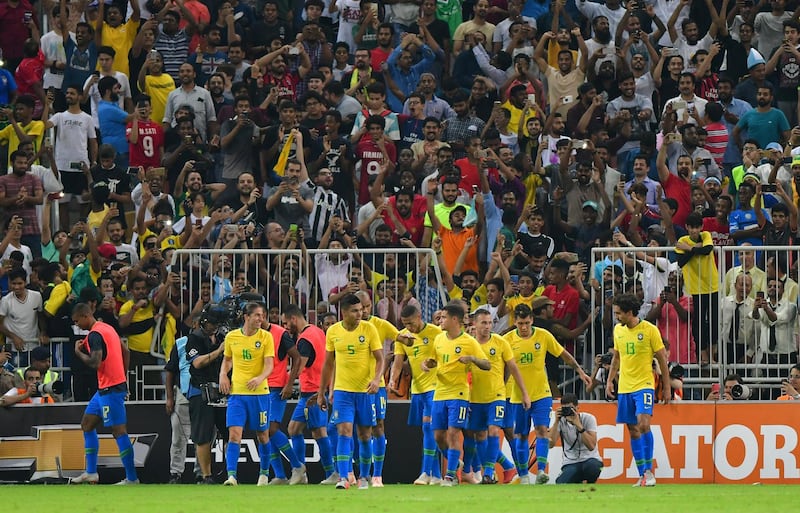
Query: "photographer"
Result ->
[[707, 373, 744, 401], [185, 304, 229, 484], [0, 367, 57, 405], [548, 393, 603, 484]]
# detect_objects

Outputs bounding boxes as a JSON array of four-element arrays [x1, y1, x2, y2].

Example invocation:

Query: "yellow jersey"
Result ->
[[326, 321, 383, 393], [143, 73, 175, 123], [431, 331, 487, 401], [613, 319, 664, 394], [366, 315, 398, 386], [506, 293, 537, 323], [505, 327, 563, 403], [118, 299, 155, 353], [393, 323, 442, 394], [223, 328, 275, 395], [470, 334, 514, 404], [448, 284, 489, 313], [99, 19, 139, 75], [675, 231, 718, 294]]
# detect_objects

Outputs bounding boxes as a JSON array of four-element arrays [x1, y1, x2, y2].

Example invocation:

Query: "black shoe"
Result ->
[[480, 474, 497, 484], [200, 476, 216, 485], [168, 474, 182, 484]]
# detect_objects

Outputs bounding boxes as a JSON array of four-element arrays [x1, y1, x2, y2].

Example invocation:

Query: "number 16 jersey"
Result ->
[[224, 328, 275, 395]]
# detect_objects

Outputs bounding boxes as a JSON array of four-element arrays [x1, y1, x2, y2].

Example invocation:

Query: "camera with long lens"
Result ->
[[731, 383, 751, 400], [669, 363, 685, 380], [31, 380, 64, 397], [560, 406, 575, 417]]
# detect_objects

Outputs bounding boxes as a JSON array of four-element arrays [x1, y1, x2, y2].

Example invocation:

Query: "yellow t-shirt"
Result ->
[[423, 202, 470, 230], [505, 327, 563, 403], [675, 231, 719, 295], [87, 207, 109, 240], [523, 173, 544, 207], [118, 299, 155, 353], [326, 320, 383, 393], [613, 319, 664, 394], [393, 323, 442, 394], [0, 120, 45, 167], [223, 328, 275, 395], [431, 331, 487, 401], [450, 284, 489, 313], [506, 293, 537, 323], [99, 19, 140, 75], [367, 315, 398, 386], [452, 20, 496, 44], [144, 73, 176, 124], [43, 282, 71, 316], [470, 334, 514, 404]]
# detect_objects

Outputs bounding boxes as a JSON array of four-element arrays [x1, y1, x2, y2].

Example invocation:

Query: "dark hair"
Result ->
[[365, 115, 385, 129], [366, 82, 386, 96], [97, 45, 116, 58], [243, 301, 266, 316], [7, 268, 27, 282], [98, 76, 119, 98], [706, 102, 723, 122], [442, 301, 466, 320], [561, 392, 579, 406], [724, 373, 744, 384], [400, 304, 420, 318], [613, 293, 641, 315], [324, 81, 345, 96], [514, 303, 532, 319], [9, 150, 27, 163], [325, 109, 342, 123], [340, 293, 361, 309], [685, 211, 704, 228]]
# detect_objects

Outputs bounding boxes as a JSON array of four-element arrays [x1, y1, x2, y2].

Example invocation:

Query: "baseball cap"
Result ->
[[582, 200, 599, 211], [531, 296, 555, 310], [97, 243, 117, 260], [766, 142, 783, 152]]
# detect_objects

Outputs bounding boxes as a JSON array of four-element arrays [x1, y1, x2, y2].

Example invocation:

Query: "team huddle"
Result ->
[[68, 291, 667, 487]]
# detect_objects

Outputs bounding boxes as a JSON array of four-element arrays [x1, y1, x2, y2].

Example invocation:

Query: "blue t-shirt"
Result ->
[[63, 39, 97, 94], [729, 207, 770, 246], [0, 69, 17, 105], [736, 108, 790, 149], [97, 100, 129, 155]]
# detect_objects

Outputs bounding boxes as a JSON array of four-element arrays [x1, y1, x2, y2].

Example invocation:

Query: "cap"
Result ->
[[742, 172, 761, 184], [97, 243, 117, 259], [766, 142, 783, 152], [531, 296, 555, 310], [30, 346, 51, 361], [648, 224, 666, 234], [582, 200, 599, 211], [747, 48, 766, 69], [703, 176, 721, 186], [792, 157, 800, 168]]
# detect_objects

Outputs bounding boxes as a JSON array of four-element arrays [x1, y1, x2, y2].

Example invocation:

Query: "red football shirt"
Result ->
[[543, 284, 580, 330], [382, 195, 427, 245], [663, 173, 692, 228], [127, 120, 165, 169], [356, 137, 396, 205]]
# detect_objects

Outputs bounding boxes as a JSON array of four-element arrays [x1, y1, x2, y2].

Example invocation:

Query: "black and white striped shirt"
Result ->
[[308, 184, 351, 243]]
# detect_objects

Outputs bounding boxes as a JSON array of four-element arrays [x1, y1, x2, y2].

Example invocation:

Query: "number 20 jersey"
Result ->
[[504, 328, 564, 403]]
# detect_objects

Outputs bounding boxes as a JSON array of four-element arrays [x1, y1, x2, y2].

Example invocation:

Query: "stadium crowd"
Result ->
[[3, 0, 800, 485]]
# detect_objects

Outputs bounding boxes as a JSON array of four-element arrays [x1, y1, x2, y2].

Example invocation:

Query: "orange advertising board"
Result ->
[[544, 402, 800, 484]]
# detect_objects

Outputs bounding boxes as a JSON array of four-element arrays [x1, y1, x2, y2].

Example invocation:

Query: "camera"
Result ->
[[200, 382, 226, 406], [600, 353, 613, 365], [668, 363, 684, 380], [560, 406, 575, 417], [731, 383, 751, 400], [31, 381, 64, 397]]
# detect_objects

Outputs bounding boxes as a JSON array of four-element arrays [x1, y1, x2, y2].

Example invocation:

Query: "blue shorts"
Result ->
[[408, 390, 434, 426], [290, 393, 328, 430], [467, 400, 506, 431], [267, 389, 287, 423], [373, 387, 387, 422], [513, 397, 553, 435], [86, 390, 127, 427], [616, 389, 655, 425], [502, 399, 515, 429], [226, 394, 270, 432], [431, 399, 469, 431], [331, 390, 375, 427]]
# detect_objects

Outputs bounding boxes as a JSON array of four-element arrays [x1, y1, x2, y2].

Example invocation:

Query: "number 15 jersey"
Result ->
[[613, 320, 664, 394], [504, 328, 563, 403]]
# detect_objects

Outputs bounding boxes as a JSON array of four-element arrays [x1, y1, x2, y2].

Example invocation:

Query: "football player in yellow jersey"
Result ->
[[505, 304, 591, 485], [468, 309, 530, 484], [218, 302, 275, 486], [607, 294, 670, 488], [389, 304, 443, 485], [318, 294, 384, 490], [355, 291, 398, 487], [421, 302, 490, 486]]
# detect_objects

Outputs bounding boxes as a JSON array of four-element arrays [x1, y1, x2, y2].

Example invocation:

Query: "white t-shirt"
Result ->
[[662, 94, 708, 125], [50, 110, 96, 172], [112, 242, 140, 266], [584, 39, 616, 74], [674, 33, 713, 73], [754, 11, 792, 57], [83, 71, 131, 128], [0, 244, 33, 277], [336, 0, 362, 54], [40, 30, 72, 89], [492, 17, 537, 50], [1, 387, 51, 404], [635, 72, 657, 102], [0, 289, 43, 351]]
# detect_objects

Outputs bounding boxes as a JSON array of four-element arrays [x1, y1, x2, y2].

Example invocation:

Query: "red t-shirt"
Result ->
[[356, 137, 396, 205], [370, 47, 392, 73], [663, 172, 691, 228], [127, 120, 165, 169], [265, 72, 301, 102], [454, 158, 498, 197], [382, 195, 427, 245], [543, 284, 580, 330], [15, 56, 44, 98], [703, 215, 732, 266]]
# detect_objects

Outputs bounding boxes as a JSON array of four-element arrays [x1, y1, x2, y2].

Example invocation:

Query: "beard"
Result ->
[[595, 28, 612, 45], [757, 99, 770, 107], [110, 93, 120, 103]]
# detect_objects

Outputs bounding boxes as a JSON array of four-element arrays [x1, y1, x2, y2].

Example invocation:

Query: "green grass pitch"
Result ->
[[0, 484, 793, 512]]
